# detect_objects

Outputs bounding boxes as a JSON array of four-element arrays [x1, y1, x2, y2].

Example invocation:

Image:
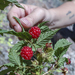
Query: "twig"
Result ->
[[63, 72, 66, 75], [43, 64, 53, 75], [48, 64, 53, 71]]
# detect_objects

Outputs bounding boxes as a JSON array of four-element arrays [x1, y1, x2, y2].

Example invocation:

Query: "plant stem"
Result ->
[[43, 64, 57, 75], [25, 39, 37, 51], [63, 72, 66, 75]]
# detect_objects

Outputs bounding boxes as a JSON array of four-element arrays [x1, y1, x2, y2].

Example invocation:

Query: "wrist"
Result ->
[[43, 8, 56, 23]]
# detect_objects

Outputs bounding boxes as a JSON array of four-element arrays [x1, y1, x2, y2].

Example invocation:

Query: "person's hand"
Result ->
[[7, 4, 53, 32]]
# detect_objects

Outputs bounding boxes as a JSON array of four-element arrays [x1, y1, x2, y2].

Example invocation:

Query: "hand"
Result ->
[[7, 4, 52, 32]]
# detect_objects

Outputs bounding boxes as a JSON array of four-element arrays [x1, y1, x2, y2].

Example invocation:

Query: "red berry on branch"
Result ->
[[46, 43, 52, 48], [20, 46, 33, 60], [64, 67, 68, 72], [61, 67, 68, 73], [29, 26, 41, 39], [66, 58, 71, 65]]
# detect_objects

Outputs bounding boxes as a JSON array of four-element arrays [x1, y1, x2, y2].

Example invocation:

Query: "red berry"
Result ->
[[20, 46, 33, 60], [66, 58, 71, 65], [29, 26, 41, 38], [64, 67, 68, 72], [46, 43, 52, 48], [61, 67, 68, 73]]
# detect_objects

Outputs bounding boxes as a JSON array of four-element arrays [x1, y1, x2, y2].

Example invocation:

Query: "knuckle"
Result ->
[[27, 16, 34, 26], [37, 8, 44, 14]]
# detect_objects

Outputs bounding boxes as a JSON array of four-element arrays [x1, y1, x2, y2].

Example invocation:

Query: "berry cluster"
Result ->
[[21, 26, 41, 60], [29, 26, 41, 39], [20, 46, 33, 60]]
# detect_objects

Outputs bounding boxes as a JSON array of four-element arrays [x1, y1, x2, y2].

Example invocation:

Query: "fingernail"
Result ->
[[14, 25, 22, 32]]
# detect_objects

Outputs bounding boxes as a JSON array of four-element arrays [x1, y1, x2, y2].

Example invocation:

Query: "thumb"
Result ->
[[20, 8, 46, 29]]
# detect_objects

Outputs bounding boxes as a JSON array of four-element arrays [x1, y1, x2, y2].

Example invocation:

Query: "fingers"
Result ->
[[20, 8, 46, 29], [7, 4, 47, 32], [7, 4, 37, 32], [7, 5, 25, 32]]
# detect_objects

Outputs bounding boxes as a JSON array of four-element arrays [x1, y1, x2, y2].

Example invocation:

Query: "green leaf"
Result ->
[[27, 73, 31, 75], [16, 70, 23, 75], [58, 57, 66, 67], [40, 25, 50, 33], [38, 21, 48, 28], [4, 63, 15, 67], [10, 40, 27, 51], [65, 57, 69, 63], [0, 29, 3, 36], [23, 63, 26, 73], [0, 0, 24, 10], [7, 0, 24, 9], [0, 63, 15, 69], [13, 17, 25, 32], [46, 48, 54, 62], [54, 46, 68, 58], [9, 72, 15, 75], [56, 68, 62, 73], [8, 50, 21, 66], [50, 73, 54, 75], [36, 29, 59, 46], [54, 39, 71, 51], [54, 39, 71, 58], [31, 44, 41, 51], [0, 0, 9, 10], [0, 29, 32, 40], [0, 67, 15, 75]]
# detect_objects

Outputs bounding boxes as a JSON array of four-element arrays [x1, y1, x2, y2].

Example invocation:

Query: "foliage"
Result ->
[[0, 0, 24, 10], [0, 20, 71, 75]]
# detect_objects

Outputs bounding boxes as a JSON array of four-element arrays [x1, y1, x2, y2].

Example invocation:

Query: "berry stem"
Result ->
[[63, 73, 66, 75], [25, 39, 37, 51], [43, 64, 57, 75], [48, 64, 53, 71]]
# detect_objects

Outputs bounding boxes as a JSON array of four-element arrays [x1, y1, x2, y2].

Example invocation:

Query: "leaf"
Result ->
[[16, 70, 23, 75], [8, 50, 21, 66], [0, 29, 32, 40], [23, 63, 26, 73], [9, 72, 15, 75], [54, 39, 71, 58], [0, 67, 15, 75], [8, 0, 25, 9], [46, 48, 54, 62], [0, 29, 3, 36], [50, 73, 54, 75], [4, 63, 15, 67], [65, 57, 69, 62], [54, 46, 68, 58], [13, 17, 25, 32], [10, 40, 27, 51], [36, 29, 59, 46], [0, 63, 15, 69], [56, 68, 62, 73], [32, 44, 41, 51], [38, 21, 48, 28], [0, 0, 9, 10], [0, 0, 24, 10], [54, 39, 71, 51], [40, 25, 50, 33], [58, 57, 66, 67], [27, 73, 31, 75]]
